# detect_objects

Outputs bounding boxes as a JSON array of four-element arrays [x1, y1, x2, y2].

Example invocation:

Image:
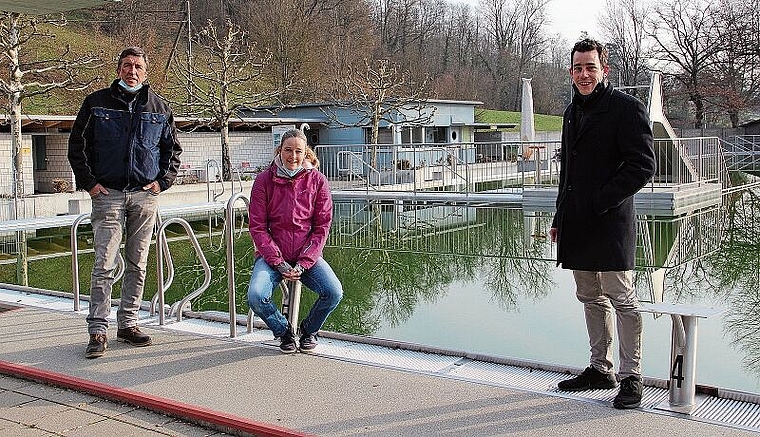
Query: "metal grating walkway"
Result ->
[[1, 285, 759, 434]]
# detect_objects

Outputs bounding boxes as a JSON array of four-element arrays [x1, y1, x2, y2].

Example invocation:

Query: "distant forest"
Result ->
[[12, 0, 760, 128], [30, 0, 572, 117]]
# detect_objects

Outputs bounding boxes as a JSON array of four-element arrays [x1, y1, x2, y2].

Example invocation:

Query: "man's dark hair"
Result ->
[[118, 46, 149, 69], [571, 38, 609, 68]]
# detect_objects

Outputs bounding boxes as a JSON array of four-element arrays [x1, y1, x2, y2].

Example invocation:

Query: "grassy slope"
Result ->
[[475, 108, 563, 132], [20, 21, 119, 114]]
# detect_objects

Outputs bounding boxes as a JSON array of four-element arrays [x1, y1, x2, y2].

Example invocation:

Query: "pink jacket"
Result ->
[[248, 163, 333, 269]]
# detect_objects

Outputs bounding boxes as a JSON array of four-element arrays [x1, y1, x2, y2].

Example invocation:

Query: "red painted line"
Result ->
[[0, 360, 314, 437]]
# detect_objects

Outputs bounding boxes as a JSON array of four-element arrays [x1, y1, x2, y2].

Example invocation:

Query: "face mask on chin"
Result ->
[[283, 166, 303, 177], [275, 155, 304, 178], [118, 79, 144, 93]]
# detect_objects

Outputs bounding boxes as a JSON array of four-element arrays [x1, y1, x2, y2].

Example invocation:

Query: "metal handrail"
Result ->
[[225, 192, 250, 337], [154, 217, 212, 324], [333, 149, 382, 192], [430, 145, 470, 190], [206, 159, 225, 202], [230, 168, 244, 194], [70, 213, 124, 312], [149, 213, 177, 316]]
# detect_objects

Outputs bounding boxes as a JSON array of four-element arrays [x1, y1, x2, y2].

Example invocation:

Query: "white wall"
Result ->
[[25, 130, 275, 194], [0, 135, 34, 197]]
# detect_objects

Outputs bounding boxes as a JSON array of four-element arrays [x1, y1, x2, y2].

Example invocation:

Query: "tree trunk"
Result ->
[[691, 94, 705, 129], [9, 13, 28, 286], [221, 119, 232, 181], [729, 111, 739, 128], [370, 104, 381, 171]]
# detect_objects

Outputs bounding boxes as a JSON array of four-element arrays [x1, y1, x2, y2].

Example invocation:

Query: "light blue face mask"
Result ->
[[283, 166, 303, 177], [118, 79, 144, 93]]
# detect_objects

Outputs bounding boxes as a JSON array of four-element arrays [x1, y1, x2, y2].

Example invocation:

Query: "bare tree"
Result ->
[[431, 3, 483, 100], [325, 58, 435, 168], [242, 0, 372, 103], [169, 18, 283, 180], [0, 12, 101, 285], [600, 0, 650, 92], [647, 0, 720, 128], [530, 33, 571, 114], [477, 0, 549, 110], [705, 0, 760, 127]]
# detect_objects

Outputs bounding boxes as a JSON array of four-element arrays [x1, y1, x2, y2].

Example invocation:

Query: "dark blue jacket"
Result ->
[[68, 80, 182, 192]]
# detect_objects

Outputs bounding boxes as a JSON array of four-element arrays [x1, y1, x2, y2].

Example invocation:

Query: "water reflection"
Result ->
[[327, 197, 726, 314], [319, 186, 759, 383], [165, 183, 759, 387], [708, 188, 760, 373], [330, 202, 555, 315]]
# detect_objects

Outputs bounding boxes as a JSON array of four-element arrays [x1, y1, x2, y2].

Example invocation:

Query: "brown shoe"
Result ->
[[116, 326, 152, 347], [85, 334, 107, 359]]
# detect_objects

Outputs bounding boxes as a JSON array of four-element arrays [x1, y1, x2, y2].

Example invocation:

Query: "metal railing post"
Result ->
[[280, 280, 302, 329], [225, 192, 250, 337], [71, 213, 124, 313], [70, 213, 89, 312]]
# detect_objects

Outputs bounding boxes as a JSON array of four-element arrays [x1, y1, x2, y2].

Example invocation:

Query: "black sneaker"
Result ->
[[558, 366, 618, 391], [85, 334, 107, 359], [116, 326, 152, 347], [279, 326, 297, 354], [613, 376, 643, 409], [299, 331, 318, 352]]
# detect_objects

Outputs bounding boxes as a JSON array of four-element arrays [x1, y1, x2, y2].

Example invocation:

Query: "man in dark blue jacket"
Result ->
[[68, 47, 182, 359], [549, 39, 656, 409]]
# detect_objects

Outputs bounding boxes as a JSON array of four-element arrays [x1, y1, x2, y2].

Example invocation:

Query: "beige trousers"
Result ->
[[573, 270, 642, 379]]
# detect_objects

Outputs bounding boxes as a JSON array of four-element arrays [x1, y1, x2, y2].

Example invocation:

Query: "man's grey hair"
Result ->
[[118, 46, 149, 69]]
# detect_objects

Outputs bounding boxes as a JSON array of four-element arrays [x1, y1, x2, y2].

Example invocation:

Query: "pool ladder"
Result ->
[[69, 211, 213, 325]]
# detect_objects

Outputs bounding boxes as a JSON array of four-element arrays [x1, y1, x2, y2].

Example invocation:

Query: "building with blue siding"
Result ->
[[243, 100, 515, 179]]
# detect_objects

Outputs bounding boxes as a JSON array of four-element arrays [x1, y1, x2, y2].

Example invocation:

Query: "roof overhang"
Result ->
[[0, 114, 326, 132], [0, 0, 120, 14]]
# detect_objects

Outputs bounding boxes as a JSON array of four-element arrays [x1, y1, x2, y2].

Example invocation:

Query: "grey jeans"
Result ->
[[572, 270, 642, 379], [87, 190, 159, 335]]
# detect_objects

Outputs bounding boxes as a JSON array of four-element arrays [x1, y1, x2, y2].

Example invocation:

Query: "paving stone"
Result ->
[[151, 418, 231, 437], [0, 420, 56, 436], [0, 389, 37, 408], [64, 417, 173, 437], [0, 417, 19, 430], [113, 406, 186, 431], [31, 406, 106, 434], [15, 381, 101, 407], [76, 398, 136, 418], [0, 398, 70, 426]]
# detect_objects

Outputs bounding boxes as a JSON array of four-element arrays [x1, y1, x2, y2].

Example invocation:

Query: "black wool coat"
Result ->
[[551, 84, 656, 271]]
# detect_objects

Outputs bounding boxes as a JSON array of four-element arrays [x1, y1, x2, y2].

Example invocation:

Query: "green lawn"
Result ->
[[475, 108, 562, 132]]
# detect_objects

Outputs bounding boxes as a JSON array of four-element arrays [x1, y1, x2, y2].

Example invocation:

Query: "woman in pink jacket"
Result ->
[[247, 129, 343, 354]]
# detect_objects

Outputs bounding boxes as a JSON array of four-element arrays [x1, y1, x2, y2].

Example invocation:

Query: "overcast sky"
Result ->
[[545, 0, 606, 41], [454, 0, 607, 42]]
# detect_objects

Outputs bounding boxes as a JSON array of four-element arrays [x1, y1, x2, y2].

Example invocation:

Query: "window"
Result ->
[[365, 127, 394, 144]]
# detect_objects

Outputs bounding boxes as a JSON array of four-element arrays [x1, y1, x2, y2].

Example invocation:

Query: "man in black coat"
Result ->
[[549, 38, 656, 409]]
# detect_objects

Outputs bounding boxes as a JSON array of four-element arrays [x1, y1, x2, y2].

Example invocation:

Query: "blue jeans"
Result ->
[[247, 256, 343, 337], [87, 190, 159, 335]]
